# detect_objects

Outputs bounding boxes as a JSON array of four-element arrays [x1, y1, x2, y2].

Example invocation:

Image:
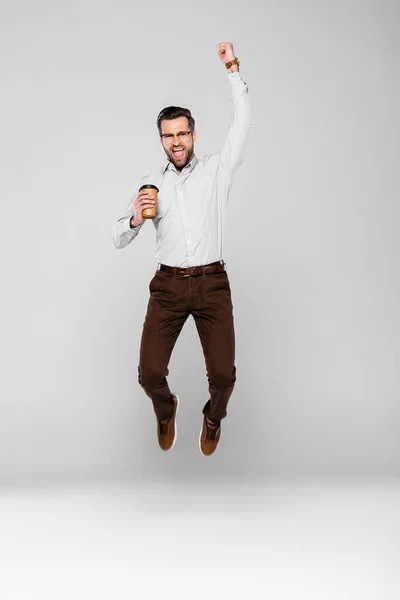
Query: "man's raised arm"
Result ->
[[217, 42, 252, 177]]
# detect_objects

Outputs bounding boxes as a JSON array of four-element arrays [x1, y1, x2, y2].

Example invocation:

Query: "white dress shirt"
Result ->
[[111, 71, 251, 267]]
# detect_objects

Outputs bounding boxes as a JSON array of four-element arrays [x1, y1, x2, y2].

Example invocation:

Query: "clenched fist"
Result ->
[[218, 42, 235, 65]]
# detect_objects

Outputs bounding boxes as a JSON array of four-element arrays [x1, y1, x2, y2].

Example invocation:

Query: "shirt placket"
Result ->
[[176, 172, 195, 265]]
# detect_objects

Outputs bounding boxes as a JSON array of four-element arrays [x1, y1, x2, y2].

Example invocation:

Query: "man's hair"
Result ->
[[156, 106, 195, 135]]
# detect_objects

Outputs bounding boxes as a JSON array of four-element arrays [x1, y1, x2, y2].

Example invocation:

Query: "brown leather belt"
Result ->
[[158, 260, 226, 278]]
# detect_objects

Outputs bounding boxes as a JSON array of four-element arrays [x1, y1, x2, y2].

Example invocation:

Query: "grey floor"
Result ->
[[0, 477, 399, 599]]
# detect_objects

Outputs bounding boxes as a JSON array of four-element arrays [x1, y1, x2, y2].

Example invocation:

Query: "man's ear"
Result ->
[[193, 130, 197, 142]]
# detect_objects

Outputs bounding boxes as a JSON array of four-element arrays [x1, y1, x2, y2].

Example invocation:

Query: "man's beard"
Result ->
[[165, 143, 194, 169]]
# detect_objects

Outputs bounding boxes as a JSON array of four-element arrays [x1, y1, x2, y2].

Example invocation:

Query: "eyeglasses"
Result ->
[[160, 131, 192, 144]]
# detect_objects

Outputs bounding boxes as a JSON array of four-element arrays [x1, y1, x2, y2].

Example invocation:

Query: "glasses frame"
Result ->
[[160, 131, 193, 145]]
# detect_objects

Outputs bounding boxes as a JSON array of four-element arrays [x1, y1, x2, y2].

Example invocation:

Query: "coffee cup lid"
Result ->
[[139, 184, 159, 192]]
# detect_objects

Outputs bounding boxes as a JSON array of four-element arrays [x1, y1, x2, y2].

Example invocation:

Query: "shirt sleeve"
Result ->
[[218, 71, 252, 178], [111, 184, 146, 249]]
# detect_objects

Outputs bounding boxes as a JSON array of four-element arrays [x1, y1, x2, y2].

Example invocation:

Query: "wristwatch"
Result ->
[[225, 57, 240, 69]]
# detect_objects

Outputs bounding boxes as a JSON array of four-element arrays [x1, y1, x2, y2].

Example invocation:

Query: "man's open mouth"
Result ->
[[172, 148, 185, 159]]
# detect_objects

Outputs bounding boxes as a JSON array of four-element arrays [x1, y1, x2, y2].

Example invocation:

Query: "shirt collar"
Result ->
[[163, 154, 198, 174]]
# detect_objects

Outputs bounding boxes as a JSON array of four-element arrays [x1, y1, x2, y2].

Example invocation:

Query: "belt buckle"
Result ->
[[179, 268, 192, 279]]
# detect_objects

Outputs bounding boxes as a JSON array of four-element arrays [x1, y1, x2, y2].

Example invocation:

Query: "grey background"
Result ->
[[1, 0, 399, 483]]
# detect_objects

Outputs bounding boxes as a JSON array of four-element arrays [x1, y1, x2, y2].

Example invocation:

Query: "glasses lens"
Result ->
[[162, 132, 191, 144]]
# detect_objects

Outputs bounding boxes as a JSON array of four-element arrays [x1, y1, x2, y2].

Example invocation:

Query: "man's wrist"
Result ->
[[225, 56, 240, 72], [130, 216, 140, 228]]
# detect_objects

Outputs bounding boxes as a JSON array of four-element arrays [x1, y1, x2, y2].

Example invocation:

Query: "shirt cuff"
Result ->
[[228, 71, 245, 84], [121, 216, 138, 233]]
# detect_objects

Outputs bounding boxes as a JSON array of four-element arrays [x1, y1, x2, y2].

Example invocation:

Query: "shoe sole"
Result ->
[[165, 393, 179, 452], [199, 426, 206, 455]]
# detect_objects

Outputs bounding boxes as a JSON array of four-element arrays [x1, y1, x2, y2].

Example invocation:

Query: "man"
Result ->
[[112, 42, 251, 456]]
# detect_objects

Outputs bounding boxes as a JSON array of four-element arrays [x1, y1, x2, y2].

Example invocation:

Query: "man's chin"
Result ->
[[168, 149, 193, 169], [171, 157, 187, 168]]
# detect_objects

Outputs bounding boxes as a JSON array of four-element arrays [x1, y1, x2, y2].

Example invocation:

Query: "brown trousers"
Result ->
[[138, 263, 236, 423]]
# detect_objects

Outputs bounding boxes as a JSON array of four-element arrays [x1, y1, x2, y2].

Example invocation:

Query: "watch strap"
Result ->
[[225, 57, 240, 69]]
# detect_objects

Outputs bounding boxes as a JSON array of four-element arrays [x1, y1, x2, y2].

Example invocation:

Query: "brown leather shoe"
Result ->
[[199, 415, 221, 456], [157, 394, 179, 451]]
